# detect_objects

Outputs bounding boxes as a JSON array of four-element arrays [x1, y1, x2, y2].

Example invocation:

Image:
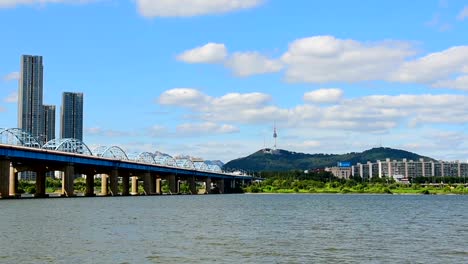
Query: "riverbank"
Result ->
[[245, 184, 467, 195]]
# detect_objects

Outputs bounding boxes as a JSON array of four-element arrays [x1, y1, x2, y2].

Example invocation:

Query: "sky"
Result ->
[[1, 0, 468, 163]]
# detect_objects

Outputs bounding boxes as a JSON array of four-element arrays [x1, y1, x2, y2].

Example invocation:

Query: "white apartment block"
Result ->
[[352, 158, 468, 179]]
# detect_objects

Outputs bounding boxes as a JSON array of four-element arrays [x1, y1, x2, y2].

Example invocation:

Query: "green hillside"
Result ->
[[223, 147, 433, 172]]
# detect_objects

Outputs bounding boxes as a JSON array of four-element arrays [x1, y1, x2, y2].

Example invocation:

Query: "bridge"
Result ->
[[0, 128, 253, 198]]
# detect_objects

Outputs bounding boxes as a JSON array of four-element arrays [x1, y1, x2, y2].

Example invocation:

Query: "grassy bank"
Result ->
[[245, 172, 468, 195]]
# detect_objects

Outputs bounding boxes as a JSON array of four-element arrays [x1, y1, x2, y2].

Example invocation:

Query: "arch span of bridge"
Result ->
[[0, 128, 251, 198]]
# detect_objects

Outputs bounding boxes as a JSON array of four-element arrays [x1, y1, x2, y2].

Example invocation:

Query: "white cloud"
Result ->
[[176, 122, 239, 135], [3, 72, 19, 81], [158, 88, 210, 108], [389, 46, 468, 83], [212, 92, 271, 109], [432, 75, 468, 91], [281, 35, 415, 83], [0, 0, 95, 8], [136, 0, 264, 18], [158, 88, 270, 112], [303, 88, 343, 104], [158, 88, 468, 133], [177, 36, 468, 88], [225, 52, 283, 77], [4, 92, 18, 103], [457, 6, 468, 21], [177, 43, 227, 64]]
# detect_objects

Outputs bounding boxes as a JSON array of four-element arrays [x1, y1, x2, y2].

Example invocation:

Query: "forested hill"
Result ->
[[223, 147, 433, 172]]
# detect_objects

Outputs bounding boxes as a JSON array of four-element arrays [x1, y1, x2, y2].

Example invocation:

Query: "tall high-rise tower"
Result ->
[[18, 55, 44, 139], [43, 105, 56, 143], [61, 92, 83, 140]]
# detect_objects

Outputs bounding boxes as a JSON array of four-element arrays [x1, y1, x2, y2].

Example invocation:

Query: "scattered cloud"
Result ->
[[136, 0, 264, 18], [432, 75, 468, 91], [0, 106, 5, 112], [3, 72, 19, 81], [457, 6, 468, 21], [281, 36, 415, 83], [3, 91, 18, 103], [158, 88, 468, 133], [159, 88, 270, 112], [0, 0, 96, 8], [158, 88, 210, 108], [303, 88, 343, 104], [177, 37, 468, 91], [225, 52, 283, 77], [389, 46, 468, 84], [177, 43, 227, 64], [176, 122, 239, 135]]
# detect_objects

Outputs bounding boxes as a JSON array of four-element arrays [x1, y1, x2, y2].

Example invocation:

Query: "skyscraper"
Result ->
[[18, 55, 44, 139], [61, 92, 83, 140], [43, 105, 56, 143]]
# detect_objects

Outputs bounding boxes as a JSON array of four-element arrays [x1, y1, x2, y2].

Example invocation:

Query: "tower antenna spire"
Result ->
[[273, 121, 277, 150]]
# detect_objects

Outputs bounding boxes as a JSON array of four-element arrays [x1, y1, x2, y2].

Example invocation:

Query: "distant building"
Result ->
[[326, 167, 352, 179], [351, 158, 468, 179], [325, 162, 352, 179], [18, 55, 44, 140], [18, 55, 45, 181], [61, 92, 83, 140], [42, 105, 56, 143]]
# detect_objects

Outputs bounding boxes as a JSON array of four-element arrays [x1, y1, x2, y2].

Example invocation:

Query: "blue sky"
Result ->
[[1, 0, 468, 162]]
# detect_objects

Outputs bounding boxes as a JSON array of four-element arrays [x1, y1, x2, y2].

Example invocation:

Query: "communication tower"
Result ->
[[273, 122, 278, 150]]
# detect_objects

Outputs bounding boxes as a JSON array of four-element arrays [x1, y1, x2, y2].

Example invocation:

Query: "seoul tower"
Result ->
[[273, 122, 278, 150]]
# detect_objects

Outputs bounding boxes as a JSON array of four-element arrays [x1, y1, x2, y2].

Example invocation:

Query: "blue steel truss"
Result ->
[[154, 155, 176, 167], [208, 164, 222, 173], [0, 128, 41, 148], [42, 138, 93, 155], [175, 158, 195, 169], [128, 152, 156, 164], [193, 161, 209, 171], [93, 146, 128, 160]]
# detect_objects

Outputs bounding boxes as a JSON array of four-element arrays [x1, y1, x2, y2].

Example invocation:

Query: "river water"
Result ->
[[0, 194, 467, 263]]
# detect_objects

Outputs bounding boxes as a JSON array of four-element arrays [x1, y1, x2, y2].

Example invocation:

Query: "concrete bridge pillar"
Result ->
[[155, 177, 161, 195], [150, 174, 156, 194], [218, 179, 225, 194], [9, 165, 19, 197], [143, 172, 152, 195], [62, 165, 75, 197], [110, 169, 119, 196], [121, 175, 130, 196], [188, 176, 197, 194], [85, 173, 95, 197], [168, 175, 178, 194], [205, 177, 211, 194], [0, 160, 10, 198], [130, 176, 138, 195], [100, 174, 109, 196], [35, 170, 48, 198]]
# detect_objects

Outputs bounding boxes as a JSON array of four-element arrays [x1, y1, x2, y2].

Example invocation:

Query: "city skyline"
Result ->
[[1, 0, 468, 162]]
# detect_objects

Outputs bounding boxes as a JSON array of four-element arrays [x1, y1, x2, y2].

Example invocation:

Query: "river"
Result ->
[[0, 194, 467, 263]]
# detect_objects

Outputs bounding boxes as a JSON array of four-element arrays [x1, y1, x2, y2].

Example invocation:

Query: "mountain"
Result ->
[[223, 147, 434, 172]]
